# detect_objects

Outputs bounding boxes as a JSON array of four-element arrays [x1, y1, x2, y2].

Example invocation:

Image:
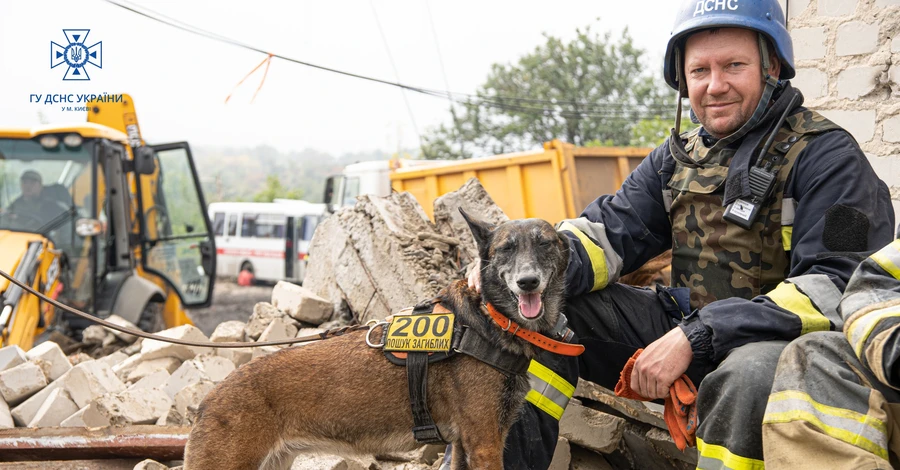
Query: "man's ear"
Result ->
[[459, 207, 495, 253]]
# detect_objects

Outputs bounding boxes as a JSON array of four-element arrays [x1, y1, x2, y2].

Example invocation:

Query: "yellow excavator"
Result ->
[[0, 94, 215, 350]]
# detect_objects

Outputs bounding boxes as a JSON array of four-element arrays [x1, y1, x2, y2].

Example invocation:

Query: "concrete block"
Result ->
[[67, 352, 93, 366], [127, 357, 182, 383], [876, 0, 900, 6], [0, 397, 12, 429], [156, 405, 183, 426], [134, 460, 169, 470], [98, 352, 130, 369], [258, 315, 298, 344], [121, 338, 143, 356], [63, 361, 127, 408], [837, 66, 883, 99], [104, 315, 139, 344], [272, 281, 334, 325], [29, 387, 79, 427], [818, 0, 856, 16], [793, 27, 827, 60], [162, 360, 209, 399], [793, 68, 828, 100], [128, 369, 171, 392], [173, 380, 215, 416], [25, 341, 72, 381], [893, 35, 900, 53], [193, 354, 235, 382], [789, 0, 810, 18], [819, 109, 876, 143], [837, 22, 879, 56], [548, 437, 571, 470], [10, 379, 61, 426], [0, 362, 48, 406], [82, 325, 112, 345], [82, 388, 172, 427], [884, 116, 900, 144], [140, 325, 212, 361], [558, 400, 625, 454], [291, 456, 368, 470], [210, 321, 247, 343], [0, 345, 27, 372], [569, 446, 614, 470], [216, 347, 253, 367], [246, 302, 287, 340], [60, 406, 87, 427], [252, 345, 281, 359], [433, 178, 508, 266]]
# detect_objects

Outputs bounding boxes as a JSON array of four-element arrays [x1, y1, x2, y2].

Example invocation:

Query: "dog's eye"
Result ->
[[499, 242, 515, 252], [539, 239, 553, 247]]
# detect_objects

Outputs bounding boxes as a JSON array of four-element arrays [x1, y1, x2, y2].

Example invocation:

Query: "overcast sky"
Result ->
[[0, 0, 679, 155]]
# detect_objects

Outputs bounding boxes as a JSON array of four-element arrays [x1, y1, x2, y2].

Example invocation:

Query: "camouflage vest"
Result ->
[[667, 108, 841, 310]]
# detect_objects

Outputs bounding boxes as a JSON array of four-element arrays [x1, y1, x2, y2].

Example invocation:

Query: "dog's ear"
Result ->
[[459, 207, 495, 252]]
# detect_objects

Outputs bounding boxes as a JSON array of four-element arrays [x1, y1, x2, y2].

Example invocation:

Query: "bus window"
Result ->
[[227, 214, 238, 236], [343, 177, 360, 207], [301, 215, 321, 241], [212, 212, 225, 236], [241, 213, 285, 238]]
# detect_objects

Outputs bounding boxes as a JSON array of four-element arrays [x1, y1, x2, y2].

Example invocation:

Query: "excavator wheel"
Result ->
[[137, 301, 166, 333]]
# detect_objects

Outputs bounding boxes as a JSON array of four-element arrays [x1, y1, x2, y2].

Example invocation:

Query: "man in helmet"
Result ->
[[466, 0, 895, 467], [761, 234, 900, 468]]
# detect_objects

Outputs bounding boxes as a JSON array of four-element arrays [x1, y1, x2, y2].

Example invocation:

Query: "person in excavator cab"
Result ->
[[1, 169, 70, 232], [458, 0, 895, 468]]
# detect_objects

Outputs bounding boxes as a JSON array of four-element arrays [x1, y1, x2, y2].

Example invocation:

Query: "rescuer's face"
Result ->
[[684, 28, 781, 139], [21, 178, 42, 200]]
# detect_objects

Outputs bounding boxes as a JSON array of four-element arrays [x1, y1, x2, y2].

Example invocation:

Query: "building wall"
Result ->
[[784, 0, 900, 229]]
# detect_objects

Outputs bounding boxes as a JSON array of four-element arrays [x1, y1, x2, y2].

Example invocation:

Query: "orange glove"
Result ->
[[613, 349, 699, 451]]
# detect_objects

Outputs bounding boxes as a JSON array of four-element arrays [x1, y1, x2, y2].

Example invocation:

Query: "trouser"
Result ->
[[503, 283, 786, 469], [762, 331, 900, 470]]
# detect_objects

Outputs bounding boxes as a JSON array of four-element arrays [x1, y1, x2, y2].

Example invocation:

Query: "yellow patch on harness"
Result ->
[[384, 313, 455, 352]]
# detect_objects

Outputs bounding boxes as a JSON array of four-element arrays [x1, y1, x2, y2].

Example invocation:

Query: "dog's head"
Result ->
[[460, 208, 569, 333]]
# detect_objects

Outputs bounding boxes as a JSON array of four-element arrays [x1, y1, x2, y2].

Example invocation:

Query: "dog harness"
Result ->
[[371, 298, 584, 444]]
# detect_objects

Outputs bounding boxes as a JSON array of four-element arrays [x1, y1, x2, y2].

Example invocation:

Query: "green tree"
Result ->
[[421, 27, 675, 159], [252, 175, 304, 203]]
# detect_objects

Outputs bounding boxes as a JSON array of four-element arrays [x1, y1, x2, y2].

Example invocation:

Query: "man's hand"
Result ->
[[467, 258, 482, 293], [631, 327, 693, 400]]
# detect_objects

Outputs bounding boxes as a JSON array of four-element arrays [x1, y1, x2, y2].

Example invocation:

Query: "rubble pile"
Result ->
[[0, 179, 688, 469]]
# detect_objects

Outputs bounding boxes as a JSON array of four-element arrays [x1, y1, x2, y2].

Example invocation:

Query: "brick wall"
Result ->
[[784, 0, 900, 229]]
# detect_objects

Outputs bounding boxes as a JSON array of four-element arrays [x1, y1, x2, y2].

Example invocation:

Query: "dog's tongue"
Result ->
[[518, 293, 543, 319]]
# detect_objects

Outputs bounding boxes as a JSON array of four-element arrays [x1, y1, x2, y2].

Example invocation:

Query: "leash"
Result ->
[[483, 303, 585, 356], [0, 268, 368, 348]]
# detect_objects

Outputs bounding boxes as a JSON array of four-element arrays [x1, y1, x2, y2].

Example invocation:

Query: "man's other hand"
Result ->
[[631, 327, 693, 399]]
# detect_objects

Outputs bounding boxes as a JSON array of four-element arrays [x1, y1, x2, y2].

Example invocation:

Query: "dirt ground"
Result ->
[[186, 278, 273, 336]]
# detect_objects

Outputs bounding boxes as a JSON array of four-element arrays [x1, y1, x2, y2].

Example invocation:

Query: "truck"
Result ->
[[0, 94, 216, 350], [325, 140, 652, 224]]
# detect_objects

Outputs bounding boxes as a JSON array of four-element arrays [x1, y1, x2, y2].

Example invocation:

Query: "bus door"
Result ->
[[284, 216, 297, 281]]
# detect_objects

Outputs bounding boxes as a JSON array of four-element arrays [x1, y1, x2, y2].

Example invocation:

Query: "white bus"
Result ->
[[208, 200, 326, 283]]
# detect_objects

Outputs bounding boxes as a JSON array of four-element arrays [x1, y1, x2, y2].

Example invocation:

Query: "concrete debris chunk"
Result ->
[[0, 345, 27, 372], [128, 369, 171, 392], [210, 321, 247, 343], [60, 406, 87, 427], [25, 341, 72, 381], [257, 315, 299, 344], [134, 459, 169, 470], [140, 324, 212, 361], [0, 396, 12, 429], [173, 379, 215, 417], [272, 281, 334, 325], [216, 347, 253, 367], [82, 325, 112, 345], [432, 178, 509, 266], [291, 455, 369, 470], [98, 351, 130, 369], [28, 387, 79, 427], [0, 361, 48, 406], [569, 445, 614, 470], [559, 399, 626, 454], [103, 315, 140, 344], [82, 388, 172, 427], [548, 436, 572, 470], [162, 360, 209, 399], [10, 379, 62, 426], [251, 345, 281, 359], [121, 338, 144, 356], [127, 357, 182, 383], [67, 352, 93, 366], [192, 354, 235, 382], [63, 360, 127, 409], [156, 405, 183, 426], [246, 302, 287, 340]]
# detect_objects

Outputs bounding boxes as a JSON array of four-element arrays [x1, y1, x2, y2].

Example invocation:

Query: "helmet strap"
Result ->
[[668, 46, 697, 167]]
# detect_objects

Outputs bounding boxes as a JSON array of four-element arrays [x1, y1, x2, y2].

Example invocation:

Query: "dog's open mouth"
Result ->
[[517, 293, 543, 319]]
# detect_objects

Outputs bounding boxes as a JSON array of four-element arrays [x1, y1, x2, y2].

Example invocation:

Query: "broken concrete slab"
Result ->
[[192, 355, 235, 383], [139, 325, 212, 362], [133, 459, 169, 470], [257, 315, 298, 343], [559, 399, 625, 454], [216, 347, 253, 368], [63, 361, 127, 409], [127, 357, 182, 384], [173, 380, 215, 417], [432, 178, 508, 266], [251, 345, 281, 359], [98, 352, 129, 369], [246, 302, 288, 340], [82, 325, 112, 346], [67, 352, 93, 366], [575, 379, 666, 429], [569, 446, 614, 470], [0, 361, 48, 406], [26, 341, 72, 381], [272, 281, 334, 325], [548, 436, 571, 470], [0, 345, 27, 372], [128, 370, 171, 392], [162, 360, 209, 399], [102, 315, 140, 344], [121, 338, 143, 356], [290, 455, 368, 470], [60, 406, 86, 427], [0, 397, 12, 429], [29, 387, 79, 427], [10, 378, 63, 427], [82, 388, 172, 427], [209, 321, 247, 343]]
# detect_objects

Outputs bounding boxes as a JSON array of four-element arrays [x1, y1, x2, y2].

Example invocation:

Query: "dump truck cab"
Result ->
[[0, 96, 215, 349]]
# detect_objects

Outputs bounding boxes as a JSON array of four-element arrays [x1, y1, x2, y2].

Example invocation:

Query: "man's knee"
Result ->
[[701, 341, 788, 399]]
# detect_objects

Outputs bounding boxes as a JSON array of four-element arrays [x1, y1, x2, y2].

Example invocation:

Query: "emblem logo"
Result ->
[[51, 29, 102, 80]]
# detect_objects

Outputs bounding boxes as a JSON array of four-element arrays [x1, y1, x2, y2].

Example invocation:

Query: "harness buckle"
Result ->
[[365, 319, 388, 348]]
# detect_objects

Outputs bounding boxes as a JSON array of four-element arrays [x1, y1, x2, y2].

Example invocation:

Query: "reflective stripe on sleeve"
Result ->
[[766, 282, 832, 335], [787, 274, 844, 330], [696, 437, 766, 470], [781, 198, 796, 251], [871, 240, 900, 280], [764, 390, 889, 460], [524, 359, 575, 420], [557, 221, 611, 291], [846, 304, 900, 358]]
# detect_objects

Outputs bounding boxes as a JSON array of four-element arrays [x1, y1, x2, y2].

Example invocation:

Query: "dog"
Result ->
[[183, 209, 571, 470]]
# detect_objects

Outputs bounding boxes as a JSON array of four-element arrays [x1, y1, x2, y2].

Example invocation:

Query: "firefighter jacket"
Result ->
[[842, 239, 900, 388], [558, 84, 896, 365]]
